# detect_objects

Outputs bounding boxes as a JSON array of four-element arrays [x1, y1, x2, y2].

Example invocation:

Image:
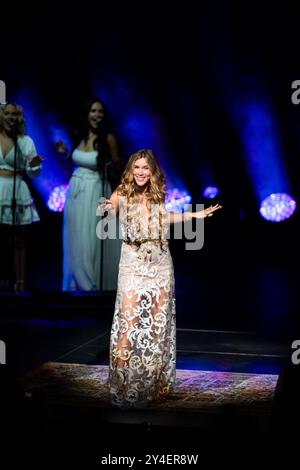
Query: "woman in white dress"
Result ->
[[98, 149, 221, 408], [0, 103, 42, 292], [56, 98, 123, 291]]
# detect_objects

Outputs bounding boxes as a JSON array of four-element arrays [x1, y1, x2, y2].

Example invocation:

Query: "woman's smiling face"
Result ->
[[132, 157, 152, 188]]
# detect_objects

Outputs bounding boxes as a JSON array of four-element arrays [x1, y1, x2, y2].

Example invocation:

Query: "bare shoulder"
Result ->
[[110, 189, 120, 200], [109, 189, 121, 209], [77, 140, 85, 150]]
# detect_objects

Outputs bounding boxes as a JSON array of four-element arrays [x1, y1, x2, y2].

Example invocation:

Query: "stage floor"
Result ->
[[24, 360, 278, 410], [0, 304, 291, 461], [23, 361, 278, 432]]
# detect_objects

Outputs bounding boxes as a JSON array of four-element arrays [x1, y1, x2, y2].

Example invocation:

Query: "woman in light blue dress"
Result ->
[[56, 98, 123, 291], [0, 103, 42, 292]]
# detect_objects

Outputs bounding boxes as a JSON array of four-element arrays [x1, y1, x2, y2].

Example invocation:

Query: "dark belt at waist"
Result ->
[[0, 169, 23, 177], [124, 238, 167, 247]]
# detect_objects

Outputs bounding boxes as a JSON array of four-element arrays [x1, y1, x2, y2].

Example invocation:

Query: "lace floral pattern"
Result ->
[[108, 201, 176, 408]]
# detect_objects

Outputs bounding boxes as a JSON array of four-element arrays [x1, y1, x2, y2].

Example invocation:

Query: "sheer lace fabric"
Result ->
[[109, 201, 176, 408]]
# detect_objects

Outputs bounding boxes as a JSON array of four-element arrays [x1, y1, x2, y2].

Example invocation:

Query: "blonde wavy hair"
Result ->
[[0, 103, 26, 136], [117, 149, 166, 204]]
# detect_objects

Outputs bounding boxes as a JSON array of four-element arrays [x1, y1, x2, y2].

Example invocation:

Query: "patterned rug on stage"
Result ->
[[24, 362, 278, 413]]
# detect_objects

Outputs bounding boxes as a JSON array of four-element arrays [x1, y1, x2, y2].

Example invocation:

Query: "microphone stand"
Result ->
[[100, 163, 106, 292], [12, 131, 18, 228], [96, 121, 106, 292], [11, 127, 18, 291]]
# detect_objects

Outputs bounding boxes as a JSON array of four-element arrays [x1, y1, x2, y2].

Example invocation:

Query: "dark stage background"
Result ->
[[1, 3, 300, 336], [1, 5, 300, 461]]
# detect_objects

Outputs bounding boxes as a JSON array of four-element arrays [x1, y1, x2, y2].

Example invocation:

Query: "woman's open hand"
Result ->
[[29, 155, 44, 167], [97, 198, 113, 216], [195, 203, 222, 219]]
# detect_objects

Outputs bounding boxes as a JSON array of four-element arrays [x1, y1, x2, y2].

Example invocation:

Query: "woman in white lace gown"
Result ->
[[99, 149, 221, 408]]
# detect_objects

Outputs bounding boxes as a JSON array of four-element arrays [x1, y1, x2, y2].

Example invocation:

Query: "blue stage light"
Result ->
[[203, 186, 219, 199], [166, 188, 192, 212], [47, 184, 69, 212], [260, 193, 296, 222]]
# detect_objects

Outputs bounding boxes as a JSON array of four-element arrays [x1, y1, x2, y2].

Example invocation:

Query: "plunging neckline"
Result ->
[[0, 142, 15, 160], [139, 202, 152, 226]]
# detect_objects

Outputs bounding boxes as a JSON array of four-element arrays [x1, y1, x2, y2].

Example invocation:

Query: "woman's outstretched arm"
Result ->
[[168, 203, 222, 223]]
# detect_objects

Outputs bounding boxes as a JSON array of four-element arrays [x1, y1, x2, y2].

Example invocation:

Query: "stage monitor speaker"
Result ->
[[273, 363, 300, 432]]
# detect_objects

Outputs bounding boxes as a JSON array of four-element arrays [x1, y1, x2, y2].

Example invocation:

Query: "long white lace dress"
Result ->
[[108, 200, 176, 408]]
